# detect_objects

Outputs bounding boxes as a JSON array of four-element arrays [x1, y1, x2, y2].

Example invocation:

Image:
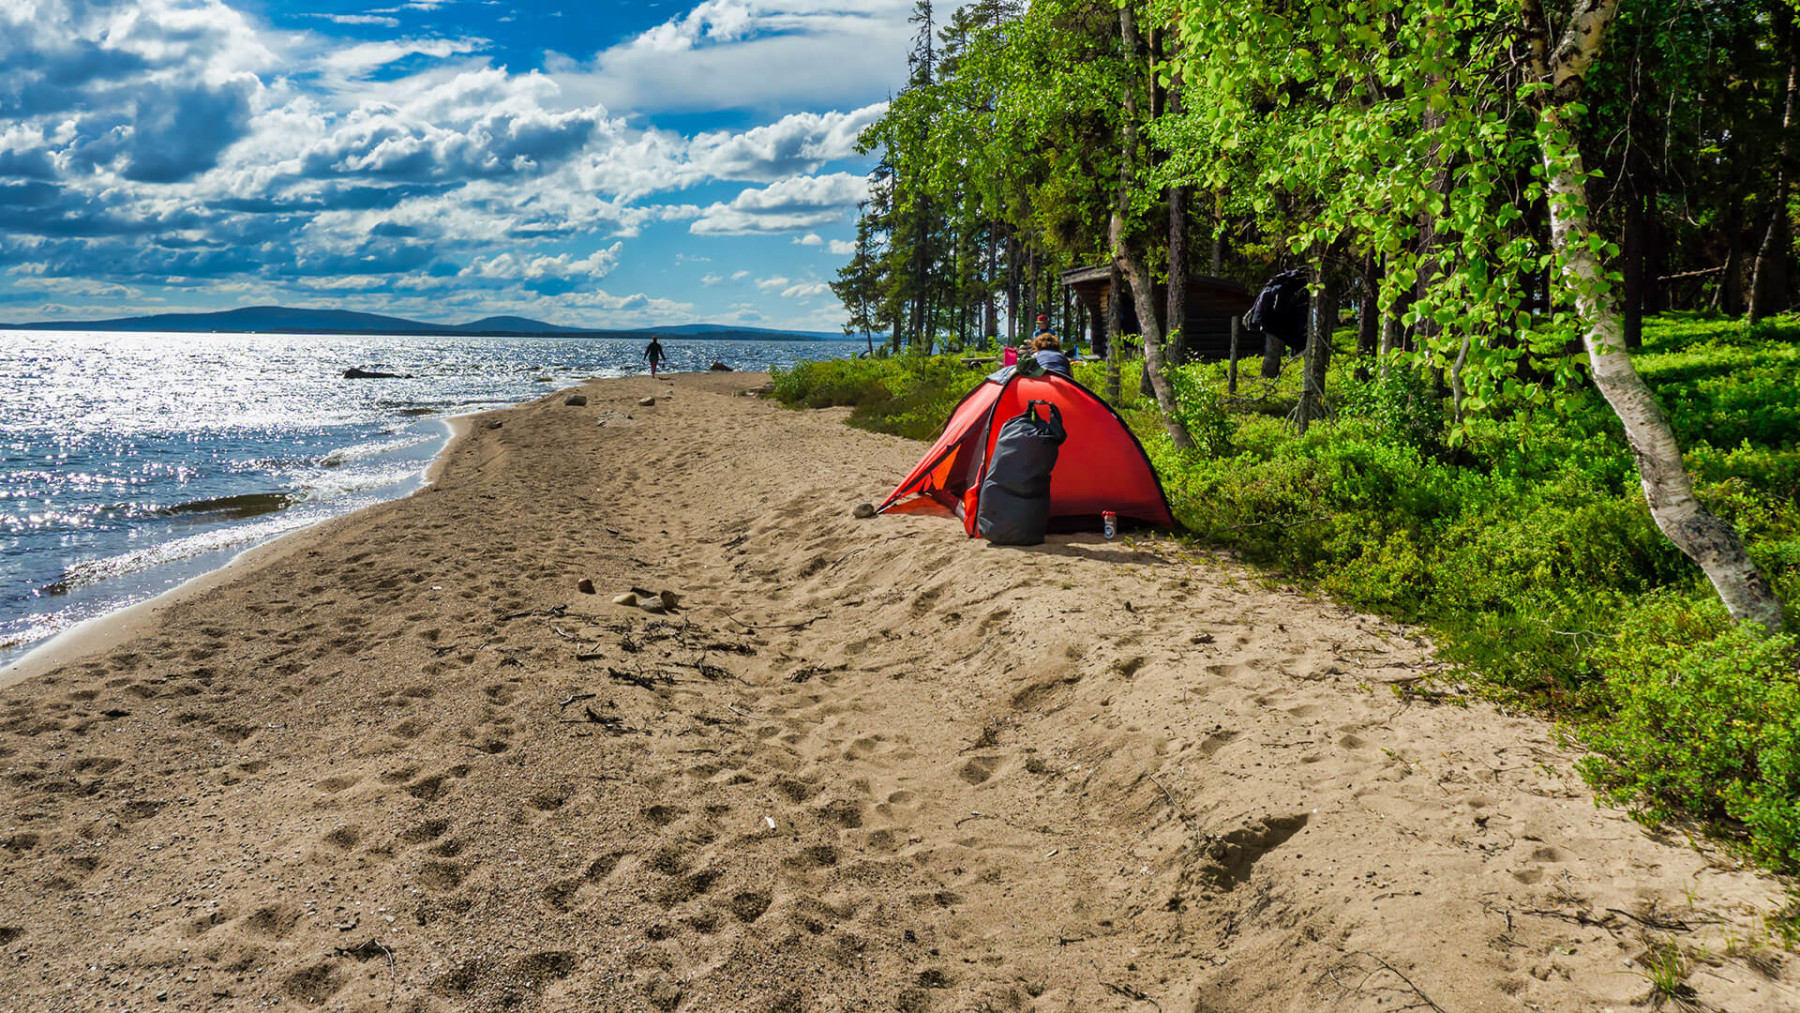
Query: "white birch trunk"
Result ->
[[1526, 0, 1786, 631]]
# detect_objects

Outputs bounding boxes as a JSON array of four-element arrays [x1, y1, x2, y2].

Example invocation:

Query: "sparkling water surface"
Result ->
[[0, 330, 862, 665]]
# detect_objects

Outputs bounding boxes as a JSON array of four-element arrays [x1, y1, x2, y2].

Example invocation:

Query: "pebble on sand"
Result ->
[[612, 593, 639, 607], [658, 590, 680, 610], [852, 503, 876, 519], [564, 394, 588, 406], [577, 578, 596, 594], [485, 421, 503, 429], [638, 396, 656, 406]]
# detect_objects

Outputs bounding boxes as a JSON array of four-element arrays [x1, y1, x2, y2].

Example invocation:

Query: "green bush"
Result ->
[[1580, 596, 1800, 867], [1168, 363, 1237, 456], [772, 353, 978, 440], [1337, 360, 1446, 452]]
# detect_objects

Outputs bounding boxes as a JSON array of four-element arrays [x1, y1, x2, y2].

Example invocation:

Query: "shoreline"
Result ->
[[0, 372, 1788, 1012], [0, 413, 473, 692]]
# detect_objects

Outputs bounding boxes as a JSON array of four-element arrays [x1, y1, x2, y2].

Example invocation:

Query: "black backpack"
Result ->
[[976, 401, 1066, 546], [1245, 268, 1310, 351]]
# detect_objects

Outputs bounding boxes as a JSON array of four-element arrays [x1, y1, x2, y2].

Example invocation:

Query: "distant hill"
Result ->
[[450, 315, 588, 334], [2, 305, 840, 341], [630, 323, 846, 340]]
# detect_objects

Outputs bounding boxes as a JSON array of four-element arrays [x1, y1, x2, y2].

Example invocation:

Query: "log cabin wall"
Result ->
[[1057, 265, 1252, 361]]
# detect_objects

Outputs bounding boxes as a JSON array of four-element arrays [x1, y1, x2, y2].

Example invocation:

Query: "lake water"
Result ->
[[0, 330, 863, 666]]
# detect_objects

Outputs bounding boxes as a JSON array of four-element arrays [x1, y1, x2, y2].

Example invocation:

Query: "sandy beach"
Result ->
[[0, 372, 1791, 1012]]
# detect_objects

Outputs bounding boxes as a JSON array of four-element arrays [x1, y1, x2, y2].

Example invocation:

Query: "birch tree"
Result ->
[[1521, 0, 1786, 631]]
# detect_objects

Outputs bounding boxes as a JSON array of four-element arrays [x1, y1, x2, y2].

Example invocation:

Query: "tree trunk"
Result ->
[[1523, 0, 1786, 632], [1115, 0, 1193, 448], [1005, 233, 1019, 345], [984, 229, 998, 344], [1751, 16, 1799, 323], [1166, 70, 1190, 366], [1620, 186, 1646, 349], [1228, 315, 1240, 395], [1105, 264, 1123, 403], [1450, 332, 1471, 421], [1296, 258, 1332, 433], [1355, 253, 1380, 380], [1168, 183, 1189, 365], [1719, 186, 1747, 316]]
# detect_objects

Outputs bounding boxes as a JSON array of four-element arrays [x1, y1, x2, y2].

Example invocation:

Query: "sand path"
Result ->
[[0, 373, 1791, 1012]]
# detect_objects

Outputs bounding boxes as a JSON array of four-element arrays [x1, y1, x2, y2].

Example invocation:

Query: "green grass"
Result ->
[[773, 315, 1800, 881]]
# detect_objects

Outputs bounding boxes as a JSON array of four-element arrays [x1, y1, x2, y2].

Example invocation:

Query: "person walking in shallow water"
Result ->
[[643, 336, 667, 376]]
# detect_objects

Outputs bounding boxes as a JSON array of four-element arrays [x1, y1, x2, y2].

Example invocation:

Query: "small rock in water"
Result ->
[[485, 420, 503, 430], [658, 590, 681, 611], [564, 394, 588, 406], [638, 396, 656, 407], [709, 361, 732, 371], [852, 503, 876, 519], [612, 593, 639, 607], [577, 578, 596, 594]]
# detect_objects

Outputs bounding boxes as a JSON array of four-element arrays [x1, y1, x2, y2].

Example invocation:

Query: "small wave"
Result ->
[[317, 432, 436, 468], [40, 511, 320, 595], [290, 460, 425, 502]]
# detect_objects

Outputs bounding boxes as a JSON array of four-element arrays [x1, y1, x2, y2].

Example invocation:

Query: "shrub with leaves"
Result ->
[[1337, 359, 1446, 452], [1167, 363, 1237, 457], [1579, 596, 1800, 868]]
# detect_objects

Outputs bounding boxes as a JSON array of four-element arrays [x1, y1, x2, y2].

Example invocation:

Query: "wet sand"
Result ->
[[0, 372, 1791, 1012]]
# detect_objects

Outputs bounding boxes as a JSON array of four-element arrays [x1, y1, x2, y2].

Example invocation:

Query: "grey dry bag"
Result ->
[[975, 400, 1066, 545]]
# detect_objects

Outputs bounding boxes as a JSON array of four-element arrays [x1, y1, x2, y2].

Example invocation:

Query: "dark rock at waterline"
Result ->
[[709, 362, 732, 371], [343, 367, 412, 379], [162, 492, 295, 520], [564, 394, 588, 406]]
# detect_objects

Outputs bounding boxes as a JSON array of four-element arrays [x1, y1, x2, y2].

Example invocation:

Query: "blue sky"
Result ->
[[0, 0, 911, 330]]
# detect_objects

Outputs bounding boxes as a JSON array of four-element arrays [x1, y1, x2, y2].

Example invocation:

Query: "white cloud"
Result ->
[[828, 239, 856, 254], [731, 270, 750, 280], [303, 13, 402, 27], [690, 172, 867, 235], [780, 281, 829, 299], [318, 37, 487, 82], [459, 243, 622, 281], [700, 272, 724, 286], [794, 234, 822, 246], [688, 102, 885, 181], [755, 276, 791, 290], [560, 1, 911, 114]]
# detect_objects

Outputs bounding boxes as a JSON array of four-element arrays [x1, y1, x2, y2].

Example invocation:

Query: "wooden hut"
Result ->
[[1058, 265, 1253, 360]]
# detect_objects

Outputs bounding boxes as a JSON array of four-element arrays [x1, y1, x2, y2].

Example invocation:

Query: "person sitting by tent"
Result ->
[[1029, 332, 1073, 379], [987, 333, 1073, 383]]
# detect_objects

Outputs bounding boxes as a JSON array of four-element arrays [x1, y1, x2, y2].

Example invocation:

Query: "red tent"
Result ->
[[877, 371, 1175, 536]]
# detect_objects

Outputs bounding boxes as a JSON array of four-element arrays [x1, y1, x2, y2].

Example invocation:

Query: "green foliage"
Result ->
[[771, 354, 977, 441], [1579, 596, 1800, 868], [1336, 360, 1445, 452], [1167, 363, 1237, 456]]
